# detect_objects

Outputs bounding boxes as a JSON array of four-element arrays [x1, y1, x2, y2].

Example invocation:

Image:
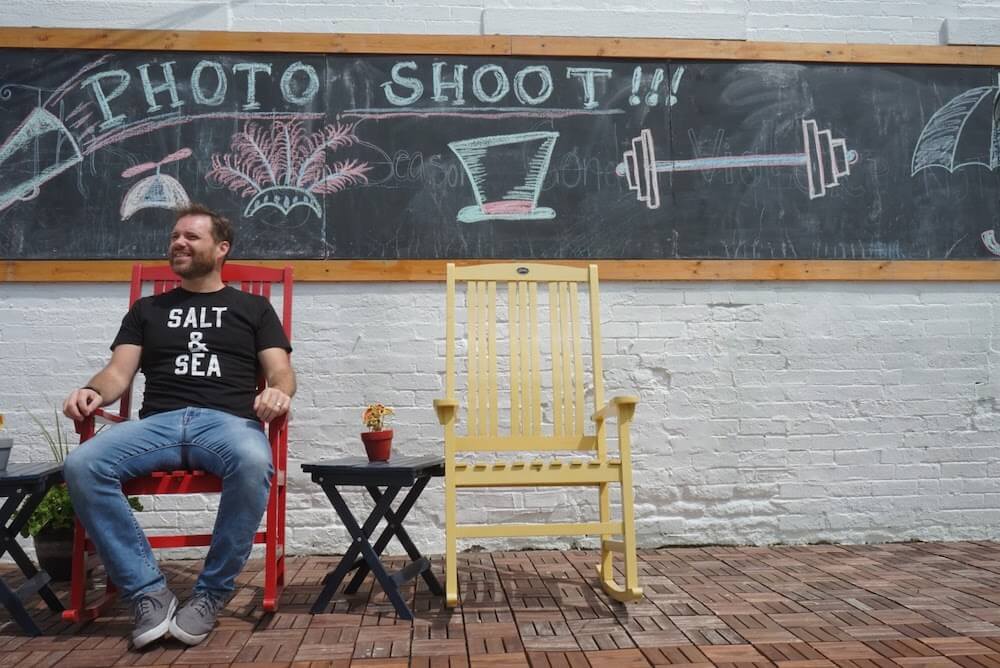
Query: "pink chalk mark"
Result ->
[[481, 200, 535, 215]]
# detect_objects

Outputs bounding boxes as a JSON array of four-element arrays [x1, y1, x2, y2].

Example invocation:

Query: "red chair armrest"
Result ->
[[93, 408, 128, 423]]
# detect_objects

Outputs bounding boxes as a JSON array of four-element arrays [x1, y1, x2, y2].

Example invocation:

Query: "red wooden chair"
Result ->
[[62, 263, 293, 622]]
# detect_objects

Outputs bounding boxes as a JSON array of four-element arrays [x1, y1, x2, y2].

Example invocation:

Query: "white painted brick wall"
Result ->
[[3, 0, 1000, 561], [4, 0, 993, 44], [942, 17, 1000, 45], [4, 281, 999, 558]]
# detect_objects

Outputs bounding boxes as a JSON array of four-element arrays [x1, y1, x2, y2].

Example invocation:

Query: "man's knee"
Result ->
[[63, 443, 103, 487], [238, 444, 273, 482], [216, 429, 273, 482]]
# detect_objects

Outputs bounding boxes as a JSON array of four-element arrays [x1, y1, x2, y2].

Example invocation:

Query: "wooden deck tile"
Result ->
[[524, 650, 589, 667], [580, 648, 652, 666], [640, 644, 714, 666]]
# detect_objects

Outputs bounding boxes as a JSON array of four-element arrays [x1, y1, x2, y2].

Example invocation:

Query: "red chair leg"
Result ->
[[62, 518, 88, 623], [63, 519, 118, 622], [261, 479, 285, 612]]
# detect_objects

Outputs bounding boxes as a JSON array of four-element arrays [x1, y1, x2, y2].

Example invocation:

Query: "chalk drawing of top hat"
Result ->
[[448, 131, 559, 223]]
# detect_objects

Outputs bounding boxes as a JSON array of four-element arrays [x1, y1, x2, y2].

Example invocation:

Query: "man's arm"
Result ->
[[63, 344, 142, 421], [253, 347, 296, 422]]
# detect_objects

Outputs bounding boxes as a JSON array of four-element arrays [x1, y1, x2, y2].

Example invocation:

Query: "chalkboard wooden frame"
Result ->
[[1, 27, 999, 282]]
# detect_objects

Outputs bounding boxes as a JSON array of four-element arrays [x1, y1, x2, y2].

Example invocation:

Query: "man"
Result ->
[[62, 204, 295, 649]]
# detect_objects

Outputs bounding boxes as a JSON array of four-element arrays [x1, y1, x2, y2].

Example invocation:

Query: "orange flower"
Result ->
[[363, 403, 394, 432]]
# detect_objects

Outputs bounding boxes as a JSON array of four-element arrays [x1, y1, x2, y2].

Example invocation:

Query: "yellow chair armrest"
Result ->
[[434, 398, 460, 425], [592, 395, 639, 423]]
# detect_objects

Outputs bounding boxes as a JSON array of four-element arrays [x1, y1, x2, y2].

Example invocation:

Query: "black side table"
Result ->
[[0, 463, 65, 635], [302, 455, 444, 619]]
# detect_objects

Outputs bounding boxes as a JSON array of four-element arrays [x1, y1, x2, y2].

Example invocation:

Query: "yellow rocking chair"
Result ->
[[434, 262, 642, 606]]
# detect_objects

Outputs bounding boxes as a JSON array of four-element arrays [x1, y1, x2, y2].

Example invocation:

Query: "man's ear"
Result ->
[[217, 240, 231, 260]]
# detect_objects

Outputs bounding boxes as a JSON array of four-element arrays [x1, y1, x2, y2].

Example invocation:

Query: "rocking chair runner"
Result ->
[[434, 262, 642, 606], [62, 263, 292, 622]]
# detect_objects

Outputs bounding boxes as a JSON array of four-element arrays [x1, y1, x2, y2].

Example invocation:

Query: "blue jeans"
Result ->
[[63, 407, 273, 601]]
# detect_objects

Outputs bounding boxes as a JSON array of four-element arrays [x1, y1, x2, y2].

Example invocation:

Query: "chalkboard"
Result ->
[[0, 45, 997, 260]]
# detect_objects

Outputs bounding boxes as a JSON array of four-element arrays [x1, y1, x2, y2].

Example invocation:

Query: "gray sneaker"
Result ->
[[131, 587, 177, 649], [168, 591, 225, 645]]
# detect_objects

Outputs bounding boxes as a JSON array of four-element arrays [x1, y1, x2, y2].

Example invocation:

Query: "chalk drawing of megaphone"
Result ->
[[0, 107, 83, 213]]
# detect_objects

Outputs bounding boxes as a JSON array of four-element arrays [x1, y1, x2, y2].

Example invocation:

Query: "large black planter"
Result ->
[[33, 526, 74, 582]]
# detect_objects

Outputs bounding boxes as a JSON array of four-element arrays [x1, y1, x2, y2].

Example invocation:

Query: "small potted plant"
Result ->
[[361, 403, 394, 462]]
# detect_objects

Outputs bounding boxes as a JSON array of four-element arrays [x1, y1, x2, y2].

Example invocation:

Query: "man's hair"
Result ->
[[174, 204, 234, 253]]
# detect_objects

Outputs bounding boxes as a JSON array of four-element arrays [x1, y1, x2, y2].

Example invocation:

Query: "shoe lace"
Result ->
[[190, 592, 224, 617], [132, 593, 165, 625]]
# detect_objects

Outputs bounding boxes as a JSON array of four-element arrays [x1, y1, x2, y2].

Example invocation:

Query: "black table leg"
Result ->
[[343, 478, 442, 596], [310, 484, 404, 615], [0, 488, 65, 635], [0, 576, 42, 636]]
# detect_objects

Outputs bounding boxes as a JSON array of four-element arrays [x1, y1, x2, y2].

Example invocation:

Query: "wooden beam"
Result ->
[[508, 36, 1000, 65], [0, 27, 997, 65], [0, 28, 511, 55], [4, 259, 999, 282]]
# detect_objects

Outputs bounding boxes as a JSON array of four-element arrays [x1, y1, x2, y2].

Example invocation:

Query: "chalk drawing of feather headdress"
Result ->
[[206, 120, 371, 219]]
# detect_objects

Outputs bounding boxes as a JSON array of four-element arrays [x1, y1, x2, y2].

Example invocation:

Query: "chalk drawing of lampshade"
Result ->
[[120, 148, 192, 221], [0, 107, 82, 212], [448, 131, 559, 223]]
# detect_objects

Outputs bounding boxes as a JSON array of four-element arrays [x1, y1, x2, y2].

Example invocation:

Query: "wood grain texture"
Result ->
[[0, 28, 997, 65], [3, 259, 1000, 282]]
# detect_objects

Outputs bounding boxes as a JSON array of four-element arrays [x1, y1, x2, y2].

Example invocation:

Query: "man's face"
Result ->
[[168, 215, 228, 279]]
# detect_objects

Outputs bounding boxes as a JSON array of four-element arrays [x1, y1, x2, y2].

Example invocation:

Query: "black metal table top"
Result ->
[[0, 463, 63, 491], [302, 455, 444, 486]]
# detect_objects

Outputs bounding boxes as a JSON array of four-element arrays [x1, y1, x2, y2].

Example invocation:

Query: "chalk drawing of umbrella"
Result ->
[[120, 148, 192, 221], [911, 78, 1000, 256], [911, 79, 999, 176]]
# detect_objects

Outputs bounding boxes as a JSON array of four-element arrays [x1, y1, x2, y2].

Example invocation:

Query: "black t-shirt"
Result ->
[[111, 286, 292, 420]]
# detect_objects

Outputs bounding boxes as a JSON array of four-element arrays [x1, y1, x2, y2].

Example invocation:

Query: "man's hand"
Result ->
[[63, 388, 103, 421], [254, 387, 291, 423]]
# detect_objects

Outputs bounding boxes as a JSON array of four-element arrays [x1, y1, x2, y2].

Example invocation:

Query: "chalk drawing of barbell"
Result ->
[[615, 119, 859, 209]]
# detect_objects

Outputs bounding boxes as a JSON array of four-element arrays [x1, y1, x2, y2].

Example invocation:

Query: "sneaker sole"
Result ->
[[132, 597, 177, 649], [168, 615, 211, 646]]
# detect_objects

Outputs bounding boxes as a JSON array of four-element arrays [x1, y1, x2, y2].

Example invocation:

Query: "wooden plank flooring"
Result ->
[[2, 542, 1000, 666]]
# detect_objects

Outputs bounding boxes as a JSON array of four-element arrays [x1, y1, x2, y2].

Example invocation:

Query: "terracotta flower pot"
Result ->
[[361, 429, 393, 462]]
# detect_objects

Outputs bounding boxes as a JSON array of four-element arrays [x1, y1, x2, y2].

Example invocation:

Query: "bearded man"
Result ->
[[62, 204, 295, 649]]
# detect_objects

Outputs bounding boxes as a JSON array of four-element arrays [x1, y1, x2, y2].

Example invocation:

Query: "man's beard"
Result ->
[[170, 251, 216, 278]]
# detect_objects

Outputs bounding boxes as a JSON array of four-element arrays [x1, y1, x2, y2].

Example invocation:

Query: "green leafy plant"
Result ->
[[29, 408, 70, 464], [21, 409, 142, 537], [25, 484, 75, 536]]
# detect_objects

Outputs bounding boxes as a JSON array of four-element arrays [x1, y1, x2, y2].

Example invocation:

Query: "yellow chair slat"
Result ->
[[455, 521, 621, 539], [452, 460, 623, 487], [454, 435, 597, 452], [549, 282, 564, 436]]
